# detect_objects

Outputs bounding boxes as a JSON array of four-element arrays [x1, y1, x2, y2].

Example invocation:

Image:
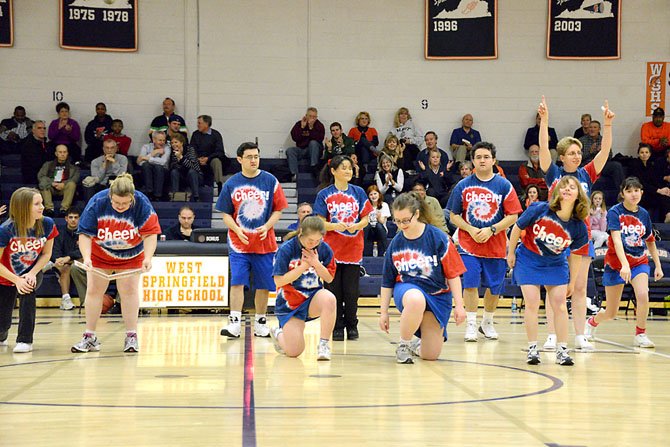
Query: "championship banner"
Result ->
[[60, 0, 137, 52], [140, 257, 229, 308], [425, 0, 497, 60], [0, 0, 13, 47], [646, 62, 669, 117], [546, 0, 621, 60]]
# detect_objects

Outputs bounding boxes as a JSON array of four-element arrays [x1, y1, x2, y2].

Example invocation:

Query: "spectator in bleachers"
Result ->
[[419, 148, 453, 208], [149, 97, 187, 137], [190, 114, 228, 194], [579, 120, 625, 190], [348, 111, 379, 167], [363, 185, 391, 256], [0, 106, 34, 154], [49, 207, 87, 310], [169, 133, 202, 202], [83, 102, 113, 164], [37, 145, 80, 217], [446, 161, 474, 205], [167, 115, 189, 142], [573, 113, 591, 139], [524, 113, 558, 161], [83, 139, 128, 200], [518, 145, 548, 201], [324, 122, 355, 162], [165, 205, 199, 241], [103, 119, 132, 156], [48, 102, 81, 163], [641, 107, 670, 159], [653, 147, 670, 223], [287, 107, 325, 181], [137, 131, 171, 201], [631, 143, 670, 223], [288, 202, 313, 231], [416, 131, 450, 173], [411, 182, 449, 234], [380, 134, 413, 173], [21, 120, 51, 184], [348, 153, 367, 189], [589, 191, 608, 248], [389, 107, 422, 165], [375, 153, 404, 204], [449, 114, 481, 163], [521, 184, 541, 211]]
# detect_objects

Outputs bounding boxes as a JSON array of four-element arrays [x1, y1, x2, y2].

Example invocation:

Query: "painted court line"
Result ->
[[242, 320, 257, 447], [595, 337, 670, 360]]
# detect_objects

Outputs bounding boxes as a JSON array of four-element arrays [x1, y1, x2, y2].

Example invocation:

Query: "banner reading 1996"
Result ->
[[60, 0, 137, 52], [425, 0, 497, 60], [0, 0, 13, 47], [546, 0, 621, 60]]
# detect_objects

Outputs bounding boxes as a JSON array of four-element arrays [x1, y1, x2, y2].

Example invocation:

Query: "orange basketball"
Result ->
[[101, 294, 115, 314]]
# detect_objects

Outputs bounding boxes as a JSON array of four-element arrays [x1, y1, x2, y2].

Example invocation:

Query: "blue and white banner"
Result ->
[[0, 0, 13, 47], [60, 0, 138, 52], [425, 0, 497, 60], [547, 0, 621, 60]]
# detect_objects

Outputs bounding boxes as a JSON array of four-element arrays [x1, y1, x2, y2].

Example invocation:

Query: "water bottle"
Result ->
[[511, 297, 517, 313], [278, 147, 284, 158], [372, 242, 378, 257]]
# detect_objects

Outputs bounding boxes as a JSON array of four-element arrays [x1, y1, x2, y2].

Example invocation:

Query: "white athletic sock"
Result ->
[[255, 314, 266, 322], [399, 338, 411, 346], [466, 312, 477, 323], [528, 341, 537, 349], [558, 343, 568, 351], [62, 293, 71, 300], [483, 311, 495, 322], [230, 311, 242, 322]]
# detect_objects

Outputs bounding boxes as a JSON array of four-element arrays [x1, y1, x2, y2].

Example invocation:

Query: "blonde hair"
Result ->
[[393, 107, 411, 128], [391, 192, 441, 228], [556, 137, 583, 157], [285, 215, 325, 242], [548, 176, 589, 221], [9, 187, 44, 238], [108, 173, 136, 206], [355, 111, 371, 126], [590, 190, 606, 213], [381, 135, 403, 161]]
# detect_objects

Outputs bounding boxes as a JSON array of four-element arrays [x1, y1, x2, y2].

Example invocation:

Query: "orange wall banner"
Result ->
[[140, 256, 229, 308], [646, 62, 668, 117]]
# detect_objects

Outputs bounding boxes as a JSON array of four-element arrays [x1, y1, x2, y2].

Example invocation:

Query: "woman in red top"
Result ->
[[348, 111, 379, 167]]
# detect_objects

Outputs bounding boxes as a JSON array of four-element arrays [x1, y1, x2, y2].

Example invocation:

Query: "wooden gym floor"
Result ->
[[0, 308, 669, 447]]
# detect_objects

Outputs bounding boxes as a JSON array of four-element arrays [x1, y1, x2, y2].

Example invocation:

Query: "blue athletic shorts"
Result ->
[[460, 254, 506, 295], [229, 252, 276, 291], [513, 245, 569, 286], [393, 282, 452, 340], [274, 292, 319, 328], [602, 264, 650, 287]]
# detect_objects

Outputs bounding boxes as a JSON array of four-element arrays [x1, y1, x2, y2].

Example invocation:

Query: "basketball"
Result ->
[[101, 294, 115, 314]]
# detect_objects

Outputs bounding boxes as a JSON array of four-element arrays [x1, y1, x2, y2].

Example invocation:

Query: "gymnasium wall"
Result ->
[[1, 0, 669, 159]]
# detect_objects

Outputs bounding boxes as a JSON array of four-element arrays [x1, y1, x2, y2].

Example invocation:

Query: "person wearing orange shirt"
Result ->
[[641, 107, 670, 159]]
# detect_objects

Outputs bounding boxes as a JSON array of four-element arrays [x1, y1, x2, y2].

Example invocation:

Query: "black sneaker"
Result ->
[[332, 328, 345, 341], [347, 327, 359, 340]]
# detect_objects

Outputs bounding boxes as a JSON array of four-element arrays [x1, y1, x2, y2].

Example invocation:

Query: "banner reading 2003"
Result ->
[[60, 0, 137, 52]]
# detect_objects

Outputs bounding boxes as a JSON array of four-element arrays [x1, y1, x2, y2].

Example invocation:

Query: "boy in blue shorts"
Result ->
[[447, 142, 522, 341], [217, 142, 288, 338]]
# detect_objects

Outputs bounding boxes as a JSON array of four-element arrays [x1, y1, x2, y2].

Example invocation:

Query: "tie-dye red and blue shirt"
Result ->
[[382, 224, 465, 297], [516, 202, 589, 262], [78, 190, 161, 269], [216, 170, 288, 254], [272, 237, 337, 310], [446, 174, 522, 259], [0, 217, 59, 286], [546, 161, 599, 198], [605, 203, 655, 271], [313, 184, 374, 264]]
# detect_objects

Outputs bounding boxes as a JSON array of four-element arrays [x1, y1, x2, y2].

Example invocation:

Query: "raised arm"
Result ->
[[592, 100, 616, 175], [538, 96, 552, 173]]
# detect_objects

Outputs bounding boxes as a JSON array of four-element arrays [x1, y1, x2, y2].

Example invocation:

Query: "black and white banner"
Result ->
[[546, 0, 621, 60], [0, 0, 13, 47], [60, 0, 138, 52], [425, 0, 497, 60]]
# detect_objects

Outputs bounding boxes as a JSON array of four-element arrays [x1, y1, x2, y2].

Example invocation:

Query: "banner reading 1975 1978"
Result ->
[[60, 0, 137, 52]]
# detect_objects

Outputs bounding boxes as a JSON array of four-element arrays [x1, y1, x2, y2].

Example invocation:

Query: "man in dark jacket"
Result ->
[[190, 115, 228, 193], [37, 145, 80, 216], [21, 120, 52, 184], [0, 106, 34, 154], [50, 207, 87, 310], [84, 102, 113, 164]]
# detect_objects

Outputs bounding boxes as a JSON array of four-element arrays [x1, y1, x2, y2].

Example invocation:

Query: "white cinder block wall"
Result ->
[[1, 0, 669, 160]]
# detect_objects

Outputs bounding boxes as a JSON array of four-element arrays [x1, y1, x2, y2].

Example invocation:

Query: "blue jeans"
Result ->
[[286, 140, 322, 175], [142, 163, 168, 197], [170, 168, 203, 199]]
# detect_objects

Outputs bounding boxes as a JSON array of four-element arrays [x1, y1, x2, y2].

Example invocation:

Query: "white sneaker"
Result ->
[[479, 319, 499, 340], [396, 344, 414, 364], [269, 327, 285, 355], [464, 320, 478, 342], [60, 296, 75, 310], [254, 317, 270, 338], [584, 320, 597, 341], [634, 333, 655, 348], [543, 334, 557, 351], [13, 342, 33, 353], [220, 315, 241, 338], [317, 341, 331, 361], [575, 335, 595, 352], [71, 333, 101, 353], [409, 338, 422, 357]]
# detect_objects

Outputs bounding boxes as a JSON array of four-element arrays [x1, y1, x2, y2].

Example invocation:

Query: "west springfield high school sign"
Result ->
[[60, 0, 137, 52]]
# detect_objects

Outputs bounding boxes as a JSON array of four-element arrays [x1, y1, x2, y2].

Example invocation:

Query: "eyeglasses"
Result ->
[[393, 214, 415, 226], [242, 155, 260, 160]]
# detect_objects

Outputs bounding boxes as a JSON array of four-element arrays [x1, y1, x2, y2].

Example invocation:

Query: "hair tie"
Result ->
[[327, 159, 331, 166]]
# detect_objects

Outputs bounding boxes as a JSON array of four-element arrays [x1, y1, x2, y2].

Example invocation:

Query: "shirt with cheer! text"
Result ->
[[216, 170, 288, 254], [516, 202, 589, 262], [605, 203, 655, 271], [313, 184, 373, 264], [0, 217, 59, 286], [446, 174, 522, 259], [78, 190, 161, 270], [382, 224, 466, 297]]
